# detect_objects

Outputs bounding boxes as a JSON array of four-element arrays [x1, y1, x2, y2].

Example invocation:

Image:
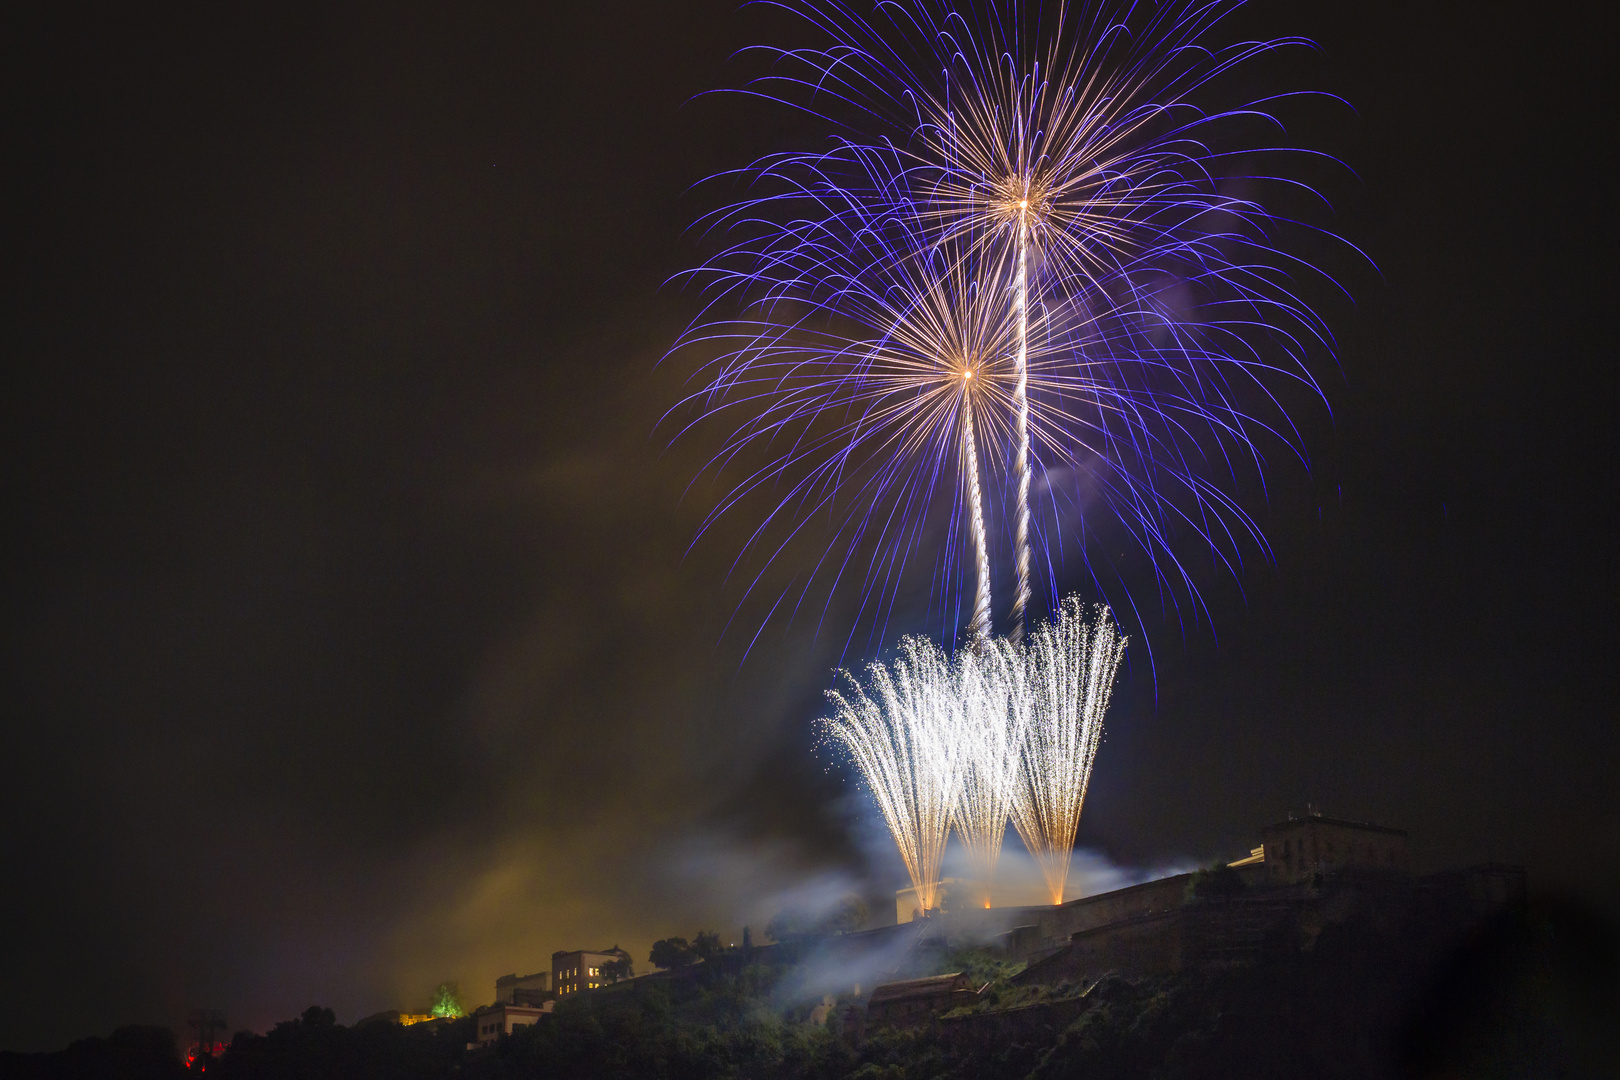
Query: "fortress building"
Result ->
[[470, 1002, 549, 1046], [1002, 813, 1521, 988], [552, 947, 630, 996], [860, 813, 1523, 1031], [1256, 814, 1410, 883], [494, 970, 553, 1007], [881, 812, 1520, 979]]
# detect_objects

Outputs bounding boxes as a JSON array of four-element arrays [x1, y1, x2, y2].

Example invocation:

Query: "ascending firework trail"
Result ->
[[1010, 197, 1033, 641], [959, 376, 994, 644]]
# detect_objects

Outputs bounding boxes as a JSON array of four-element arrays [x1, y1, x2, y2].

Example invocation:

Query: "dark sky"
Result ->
[[2, 0, 1612, 1054]]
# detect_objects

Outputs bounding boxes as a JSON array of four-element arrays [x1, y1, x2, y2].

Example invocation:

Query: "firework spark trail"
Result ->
[[1009, 596, 1127, 904], [960, 383, 993, 642], [824, 637, 968, 913], [1011, 206, 1033, 642], [949, 635, 1026, 904]]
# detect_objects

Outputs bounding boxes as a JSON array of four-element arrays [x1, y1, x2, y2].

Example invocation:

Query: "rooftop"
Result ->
[[474, 1002, 549, 1018], [1266, 814, 1408, 837]]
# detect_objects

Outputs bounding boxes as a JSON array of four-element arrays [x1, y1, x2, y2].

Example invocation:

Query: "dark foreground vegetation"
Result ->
[[5, 899, 1613, 1080]]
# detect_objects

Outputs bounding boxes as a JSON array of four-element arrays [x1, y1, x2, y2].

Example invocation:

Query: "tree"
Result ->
[[765, 907, 813, 943], [430, 982, 464, 1018], [692, 931, 724, 961], [821, 894, 868, 934], [300, 1006, 336, 1027], [601, 948, 634, 983], [649, 937, 695, 969]]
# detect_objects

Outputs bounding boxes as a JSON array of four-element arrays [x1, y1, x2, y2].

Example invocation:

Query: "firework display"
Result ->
[[823, 599, 1123, 909], [1009, 597, 1127, 903], [676, 0, 1346, 652], [824, 637, 970, 913], [677, 0, 1346, 911], [946, 635, 1026, 903], [670, 172, 1039, 655]]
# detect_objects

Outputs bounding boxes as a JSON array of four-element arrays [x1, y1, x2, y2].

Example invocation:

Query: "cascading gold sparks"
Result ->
[[824, 637, 968, 914], [826, 597, 1125, 912], [1009, 597, 1127, 904], [949, 635, 1026, 906]]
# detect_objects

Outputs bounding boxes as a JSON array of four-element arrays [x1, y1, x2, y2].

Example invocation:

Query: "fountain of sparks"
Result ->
[[822, 637, 969, 915], [1009, 597, 1127, 904], [948, 635, 1026, 906], [826, 598, 1125, 913]]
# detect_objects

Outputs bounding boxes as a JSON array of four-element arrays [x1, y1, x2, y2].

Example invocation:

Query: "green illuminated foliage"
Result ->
[[430, 982, 464, 1019]]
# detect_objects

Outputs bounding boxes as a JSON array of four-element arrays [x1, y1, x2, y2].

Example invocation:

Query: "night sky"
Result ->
[[2, 0, 1612, 1054]]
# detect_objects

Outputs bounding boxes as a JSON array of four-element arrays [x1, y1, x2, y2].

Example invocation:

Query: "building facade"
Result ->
[[470, 1002, 549, 1046], [1259, 814, 1410, 883], [551, 948, 630, 996], [494, 970, 552, 1007], [948, 813, 1417, 961]]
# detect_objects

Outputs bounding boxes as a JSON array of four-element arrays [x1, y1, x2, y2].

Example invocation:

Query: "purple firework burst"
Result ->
[[668, 0, 1360, 665]]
